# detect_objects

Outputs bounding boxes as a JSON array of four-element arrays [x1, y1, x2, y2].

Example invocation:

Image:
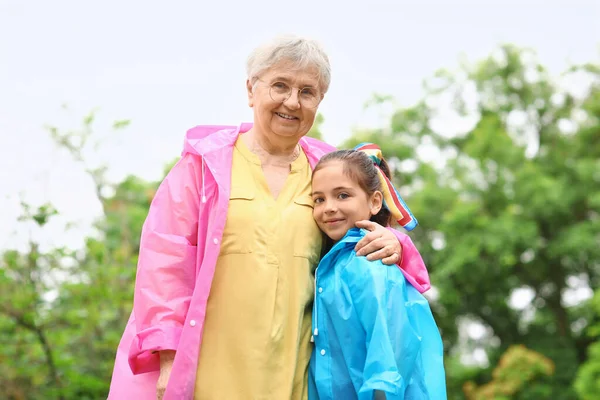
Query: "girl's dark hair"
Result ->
[[313, 149, 393, 227]]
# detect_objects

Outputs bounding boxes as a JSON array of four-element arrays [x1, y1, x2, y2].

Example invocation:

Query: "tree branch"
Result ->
[[0, 306, 64, 399]]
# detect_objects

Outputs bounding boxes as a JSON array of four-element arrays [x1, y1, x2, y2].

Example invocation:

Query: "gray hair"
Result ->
[[246, 34, 332, 93]]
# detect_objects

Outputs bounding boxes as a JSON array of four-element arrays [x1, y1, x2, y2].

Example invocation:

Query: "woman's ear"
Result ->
[[370, 191, 383, 216], [246, 79, 254, 107]]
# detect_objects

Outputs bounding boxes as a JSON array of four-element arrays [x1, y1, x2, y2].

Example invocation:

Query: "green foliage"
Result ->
[[344, 45, 599, 398], [575, 291, 600, 399], [1, 113, 158, 399], [464, 345, 555, 400], [307, 113, 325, 140], [1, 214, 69, 399]]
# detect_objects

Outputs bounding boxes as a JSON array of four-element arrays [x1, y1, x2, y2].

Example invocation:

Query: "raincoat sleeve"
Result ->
[[388, 228, 431, 294], [127, 153, 202, 374], [342, 258, 421, 400]]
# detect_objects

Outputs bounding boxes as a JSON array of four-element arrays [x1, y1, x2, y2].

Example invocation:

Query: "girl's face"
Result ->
[[311, 161, 383, 242]]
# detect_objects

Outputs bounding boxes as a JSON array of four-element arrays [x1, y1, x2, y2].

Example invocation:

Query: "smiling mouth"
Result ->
[[276, 112, 297, 120], [324, 219, 345, 225]]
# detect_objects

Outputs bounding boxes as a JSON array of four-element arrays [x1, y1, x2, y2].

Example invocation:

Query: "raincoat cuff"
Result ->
[[128, 325, 183, 374]]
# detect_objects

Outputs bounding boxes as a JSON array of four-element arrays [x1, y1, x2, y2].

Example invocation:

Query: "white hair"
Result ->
[[246, 34, 332, 93]]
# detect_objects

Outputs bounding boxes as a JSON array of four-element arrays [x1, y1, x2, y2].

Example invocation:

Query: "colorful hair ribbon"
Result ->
[[354, 143, 418, 231]]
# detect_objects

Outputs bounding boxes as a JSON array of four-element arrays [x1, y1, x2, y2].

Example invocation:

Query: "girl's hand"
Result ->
[[157, 350, 175, 400], [354, 220, 402, 265]]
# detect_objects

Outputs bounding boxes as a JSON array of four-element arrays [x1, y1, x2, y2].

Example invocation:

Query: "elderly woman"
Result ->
[[107, 35, 430, 400]]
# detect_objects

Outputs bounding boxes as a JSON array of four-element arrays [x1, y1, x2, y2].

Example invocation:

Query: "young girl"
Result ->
[[308, 143, 447, 400]]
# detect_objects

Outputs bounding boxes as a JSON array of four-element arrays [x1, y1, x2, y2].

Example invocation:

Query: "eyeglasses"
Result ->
[[257, 79, 322, 108]]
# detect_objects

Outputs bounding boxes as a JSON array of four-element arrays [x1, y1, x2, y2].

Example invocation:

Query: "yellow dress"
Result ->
[[194, 137, 323, 399]]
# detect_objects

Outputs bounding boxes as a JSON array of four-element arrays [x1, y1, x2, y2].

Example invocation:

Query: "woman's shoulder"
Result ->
[[182, 124, 241, 157], [300, 136, 336, 157]]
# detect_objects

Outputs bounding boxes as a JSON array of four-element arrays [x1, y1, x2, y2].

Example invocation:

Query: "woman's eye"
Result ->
[[301, 88, 317, 97], [272, 82, 288, 91]]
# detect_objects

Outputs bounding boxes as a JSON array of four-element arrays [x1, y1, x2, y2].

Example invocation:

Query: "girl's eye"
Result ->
[[338, 193, 349, 200], [313, 197, 324, 204]]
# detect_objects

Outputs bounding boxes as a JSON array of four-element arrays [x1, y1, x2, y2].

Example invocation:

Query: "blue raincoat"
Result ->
[[309, 228, 447, 399]]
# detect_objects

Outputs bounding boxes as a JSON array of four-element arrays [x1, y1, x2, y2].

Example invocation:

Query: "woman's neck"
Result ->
[[243, 128, 301, 165]]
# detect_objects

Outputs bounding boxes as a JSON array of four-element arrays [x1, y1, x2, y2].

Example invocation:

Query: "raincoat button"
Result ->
[[190, 320, 196, 327], [318, 287, 323, 293], [213, 238, 218, 244], [314, 328, 319, 336], [310, 335, 314, 343], [320, 349, 326, 356]]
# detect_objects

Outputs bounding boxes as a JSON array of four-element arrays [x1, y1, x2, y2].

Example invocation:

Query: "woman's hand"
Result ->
[[354, 220, 402, 265], [157, 350, 176, 400]]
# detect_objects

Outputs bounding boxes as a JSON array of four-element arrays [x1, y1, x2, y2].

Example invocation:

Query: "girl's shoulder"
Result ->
[[340, 246, 401, 283]]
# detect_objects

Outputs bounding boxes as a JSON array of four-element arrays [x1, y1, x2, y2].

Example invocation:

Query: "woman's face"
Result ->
[[247, 60, 324, 144]]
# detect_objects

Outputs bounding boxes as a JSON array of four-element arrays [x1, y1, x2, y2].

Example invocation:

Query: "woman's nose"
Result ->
[[283, 89, 301, 110]]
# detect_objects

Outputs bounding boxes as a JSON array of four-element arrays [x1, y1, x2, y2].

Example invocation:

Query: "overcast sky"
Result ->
[[1, 0, 598, 251]]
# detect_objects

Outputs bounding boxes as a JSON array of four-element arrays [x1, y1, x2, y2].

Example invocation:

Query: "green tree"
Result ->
[[48, 173, 156, 398], [0, 112, 159, 399], [574, 290, 600, 399], [45, 113, 157, 398], [0, 203, 65, 399], [307, 113, 325, 140], [344, 46, 600, 398], [464, 345, 555, 400]]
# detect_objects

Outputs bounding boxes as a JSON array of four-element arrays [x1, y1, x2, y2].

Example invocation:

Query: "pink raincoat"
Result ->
[[107, 123, 431, 399]]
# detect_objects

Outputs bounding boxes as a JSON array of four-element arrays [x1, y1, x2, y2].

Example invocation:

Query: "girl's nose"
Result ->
[[324, 201, 337, 213]]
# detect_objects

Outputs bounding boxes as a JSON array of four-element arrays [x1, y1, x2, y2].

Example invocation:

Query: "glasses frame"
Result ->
[[256, 78, 322, 109]]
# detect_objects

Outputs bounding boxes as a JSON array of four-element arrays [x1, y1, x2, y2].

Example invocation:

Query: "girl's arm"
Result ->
[[343, 258, 445, 400], [343, 261, 418, 400]]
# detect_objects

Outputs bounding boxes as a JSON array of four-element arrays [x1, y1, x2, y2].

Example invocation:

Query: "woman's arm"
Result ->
[[127, 153, 203, 374], [353, 220, 402, 264], [156, 350, 176, 399], [354, 221, 431, 293]]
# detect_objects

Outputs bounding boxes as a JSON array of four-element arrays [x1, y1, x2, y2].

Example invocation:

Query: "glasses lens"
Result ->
[[269, 82, 290, 103], [300, 88, 320, 108]]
